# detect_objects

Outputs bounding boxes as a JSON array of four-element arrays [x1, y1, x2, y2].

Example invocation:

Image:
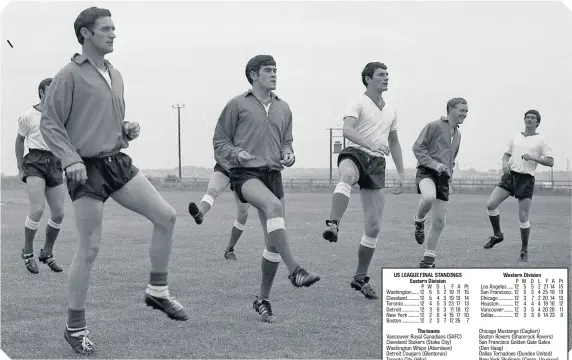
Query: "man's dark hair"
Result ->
[[245, 55, 276, 85], [361, 62, 387, 87], [74, 7, 112, 45]]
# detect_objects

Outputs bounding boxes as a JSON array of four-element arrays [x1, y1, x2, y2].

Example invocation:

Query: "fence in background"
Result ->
[[2, 176, 571, 195]]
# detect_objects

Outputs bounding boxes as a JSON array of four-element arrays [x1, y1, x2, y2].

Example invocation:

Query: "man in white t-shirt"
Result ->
[[15, 78, 65, 274], [484, 110, 554, 262], [322, 62, 405, 300]]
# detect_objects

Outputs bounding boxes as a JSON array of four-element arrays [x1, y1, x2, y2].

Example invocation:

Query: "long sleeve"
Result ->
[[213, 100, 244, 166], [451, 132, 461, 177], [412, 122, 439, 170], [40, 76, 82, 169], [281, 111, 294, 155]]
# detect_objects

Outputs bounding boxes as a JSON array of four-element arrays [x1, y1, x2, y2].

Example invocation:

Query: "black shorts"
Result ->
[[66, 152, 139, 203], [22, 149, 64, 188], [229, 168, 284, 204], [214, 162, 234, 191], [415, 166, 450, 202], [337, 147, 385, 189], [497, 170, 535, 200]]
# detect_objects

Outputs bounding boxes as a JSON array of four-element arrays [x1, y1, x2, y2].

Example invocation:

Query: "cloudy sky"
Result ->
[[2, 1, 571, 175]]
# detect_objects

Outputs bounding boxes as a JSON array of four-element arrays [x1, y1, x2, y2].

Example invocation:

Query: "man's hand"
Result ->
[[65, 162, 88, 185], [521, 153, 537, 162], [435, 163, 448, 175], [369, 141, 389, 156], [237, 151, 255, 164], [281, 153, 295, 167], [124, 122, 140, 140], [393, 173, 404, 195], [18, 168, 25, 182], [502, 161, 511, 176]]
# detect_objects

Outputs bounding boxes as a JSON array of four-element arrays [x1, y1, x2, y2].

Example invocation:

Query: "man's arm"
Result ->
[[281, 110, 295, 166], [412, 122, 440, 170], [40, 76, 82, 170], [342, 117, 377, 151], [450, 132, 461, 178], [282, 111, 294, 156], [212, 100, 244, 166], [15, 115, 28, 172], [388, 130, 404, 177], [535, 139, 554, 167], [15, 135, 25, 171]]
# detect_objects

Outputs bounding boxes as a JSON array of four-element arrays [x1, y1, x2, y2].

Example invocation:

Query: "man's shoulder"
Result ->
[[52, 61, 81, 83], [347, 93, 368, 105], [19, 107, 37, 118]]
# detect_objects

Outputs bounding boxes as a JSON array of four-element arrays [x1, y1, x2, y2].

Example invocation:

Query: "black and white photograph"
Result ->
[[1, 0, 571, 358]]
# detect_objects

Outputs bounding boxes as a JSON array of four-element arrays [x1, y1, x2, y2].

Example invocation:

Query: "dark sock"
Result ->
[[226, 224, 244, 252], [149, 272, 168, 286], [520, 227, 530, 252], [24, 227, 37, 254], [260, 258, 279, 299], [488, 215, 503, 237], [67, 308, 86, 329], [355, 245, 375, 277], [42, 224, 61, 255]]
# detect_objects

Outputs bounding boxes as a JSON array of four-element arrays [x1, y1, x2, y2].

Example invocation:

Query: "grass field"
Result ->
[[1, 189, 571, 359]]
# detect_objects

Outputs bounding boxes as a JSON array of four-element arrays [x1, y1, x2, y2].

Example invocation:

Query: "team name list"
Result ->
[[381, 268, 567, 359]]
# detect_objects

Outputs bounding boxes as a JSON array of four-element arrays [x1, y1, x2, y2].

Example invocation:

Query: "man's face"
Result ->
[[39, 84, 51, 101], [524, 113, 539, 130], [367, 68, 389, 92], [252, 65, 277, 90], [451, 103, 468, 124], [83, 16, 116, 54]]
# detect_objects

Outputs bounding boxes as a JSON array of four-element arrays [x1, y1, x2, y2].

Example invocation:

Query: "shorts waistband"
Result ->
[[81, 151, 121, 161], [28, 148, 54, 155], [231, 166, 280, 173]]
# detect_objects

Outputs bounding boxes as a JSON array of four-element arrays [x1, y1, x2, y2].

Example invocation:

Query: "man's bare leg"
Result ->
[[350, 188, 385, 300], [322, 159, 359, 242], [224, 192, 250, 260], [110, 173, 187, 321], [21, 176, 47, 274], [65, 196, 104, 355], [413, 178, 437, 245], [188, 171, 230, 224], [39, 183, 66, 272]]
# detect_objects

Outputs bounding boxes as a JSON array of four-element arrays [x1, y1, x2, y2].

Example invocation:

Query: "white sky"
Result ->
[[1, 0, 571, 175]]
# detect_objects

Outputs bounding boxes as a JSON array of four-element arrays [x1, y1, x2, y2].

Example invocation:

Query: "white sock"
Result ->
[[146, 284, 170, 298]]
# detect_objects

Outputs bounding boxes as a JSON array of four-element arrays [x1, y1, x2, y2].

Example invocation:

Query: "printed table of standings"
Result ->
[[381, 268, 568, 360]]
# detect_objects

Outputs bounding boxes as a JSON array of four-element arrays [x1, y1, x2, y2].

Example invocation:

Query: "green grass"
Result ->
[[1, 189, 570, 358]]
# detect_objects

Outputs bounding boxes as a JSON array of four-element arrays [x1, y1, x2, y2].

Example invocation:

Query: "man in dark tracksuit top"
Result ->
[[213, 55, 320, 323], [412, 98, 467, 268], [40, 7, 187, 355]]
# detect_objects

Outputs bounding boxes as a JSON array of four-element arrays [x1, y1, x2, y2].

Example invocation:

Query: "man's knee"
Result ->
[[154, 205, 177, 231], [518, 212, 529, 224], [79, 243, 101, 263], [432, 215, 446, 230], [360, 233, 378, 249], [236, 210, 248, 225], [421, 192, 436, 204], [29, 202, 45, 220], [49, 215, 64, 228], [364, 220, 381, 238], [262, 247, 281, 263], [263, 199, 283, 219], [205, 187, 222, 199], [486, 199, 498, 211]]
